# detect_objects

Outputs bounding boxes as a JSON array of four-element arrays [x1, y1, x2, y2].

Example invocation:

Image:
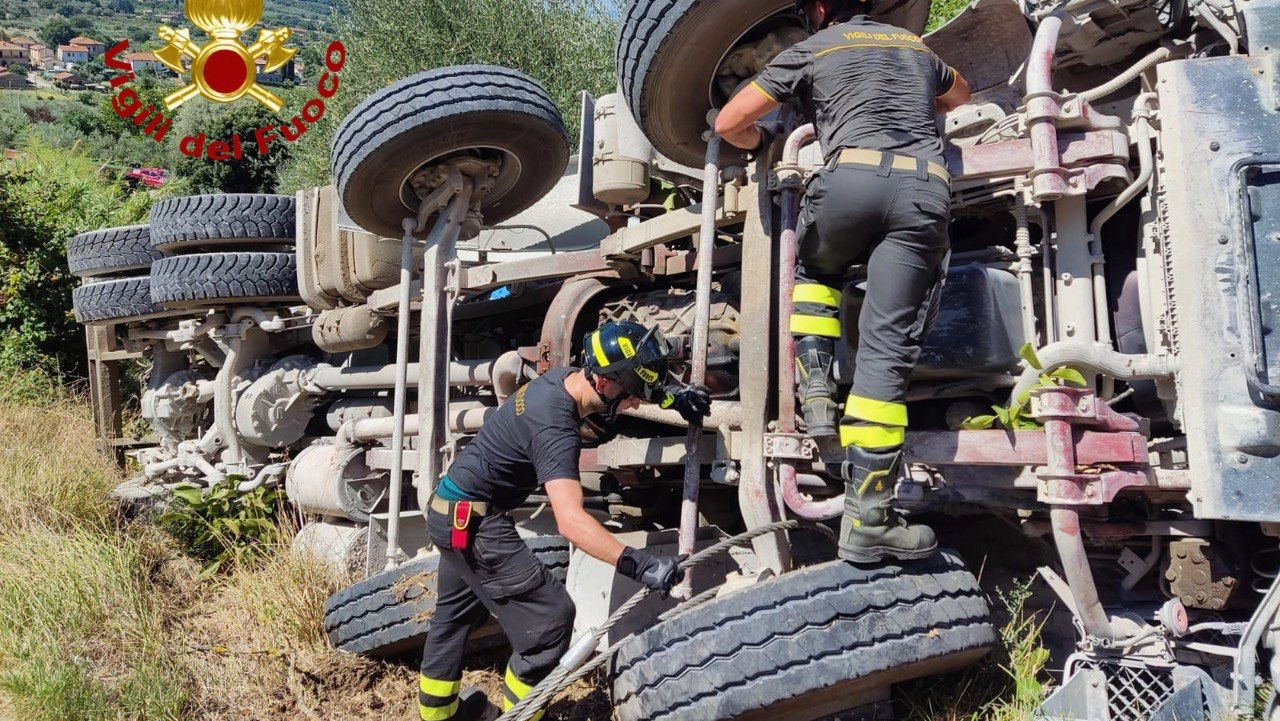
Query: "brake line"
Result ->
[[496, 519, 831, 721]]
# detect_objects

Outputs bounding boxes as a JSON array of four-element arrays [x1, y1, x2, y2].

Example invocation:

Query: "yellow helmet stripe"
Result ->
[[590, 331, 610, 367]]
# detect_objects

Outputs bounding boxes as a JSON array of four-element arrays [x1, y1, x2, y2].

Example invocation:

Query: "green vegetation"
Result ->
[[961, 343, 1088, 431], [0, 138, 160, 379], [277, 0, 618, 192], [903, 581, 1054, 720], [161, 482, 285, 575]]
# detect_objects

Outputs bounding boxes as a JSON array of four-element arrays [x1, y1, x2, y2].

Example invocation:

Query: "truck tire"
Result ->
[[324, 535, 571, 658], [610, 551, 995, 721], [72, 276, 163, 323], [149, 252, 299, 307], [66, 224, 162, 278], [616, 0, 795, 168], [149, 194, 295, 252], [332, 65, 569, 239]]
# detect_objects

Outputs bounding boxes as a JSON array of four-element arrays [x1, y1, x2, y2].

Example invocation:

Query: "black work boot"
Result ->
[[795, 335, 838, 438], [416, 687, 490, 721], [838, 445, 937, 563]]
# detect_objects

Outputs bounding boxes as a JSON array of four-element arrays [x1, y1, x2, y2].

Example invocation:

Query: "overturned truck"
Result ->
[[70, 0, 1280, 717]]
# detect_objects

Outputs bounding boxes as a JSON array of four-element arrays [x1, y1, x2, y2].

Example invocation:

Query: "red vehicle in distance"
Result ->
[[125, 167, 168, 188]]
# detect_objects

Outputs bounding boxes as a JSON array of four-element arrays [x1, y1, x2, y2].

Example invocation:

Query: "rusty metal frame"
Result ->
[[86, 323, 146, 469]]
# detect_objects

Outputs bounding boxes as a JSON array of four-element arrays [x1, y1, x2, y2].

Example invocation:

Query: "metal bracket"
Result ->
[[762, 432, 817, 460]]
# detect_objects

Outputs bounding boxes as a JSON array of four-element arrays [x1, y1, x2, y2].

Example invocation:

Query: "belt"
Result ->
[[430, 496, 489, 516], [835, 148, 950, 184]]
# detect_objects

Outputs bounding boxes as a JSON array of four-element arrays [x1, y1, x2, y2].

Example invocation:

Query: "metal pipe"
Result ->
[[1046, 415, 1115, 640], [340, 399, 496, 446], [1009, 341, 1178, 404], [779, 465, 843, 520], [1087, 103, 1155, 355], [416, 186, 473, 515], [1080, 48, 1171, 103], [675, 132, 722, 599], [385, 216, 419, 568], [490, 350, 526, 402], [621, 401, 742, 429], [306, 357, 518, 391], [214, 335, 244, 466], [1026, 15, 1066, 201], [776, 124, 818, 524], [1041, 211, 1058, 343]]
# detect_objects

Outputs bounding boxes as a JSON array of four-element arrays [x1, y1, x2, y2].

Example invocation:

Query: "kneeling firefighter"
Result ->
[[715, 0, 971, 562], [416, 320, 711, 720]]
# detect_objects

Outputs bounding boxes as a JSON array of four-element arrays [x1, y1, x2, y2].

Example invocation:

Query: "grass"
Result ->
[[901, 580, 1053, 720], [0, 375, 600, 720]]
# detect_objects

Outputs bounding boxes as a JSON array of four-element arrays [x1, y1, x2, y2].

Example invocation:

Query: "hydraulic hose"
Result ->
[[1079, 47, 1171, 103]]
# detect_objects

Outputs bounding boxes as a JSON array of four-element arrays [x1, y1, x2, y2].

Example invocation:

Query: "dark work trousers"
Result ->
[[795, 158, 951, 408], [419, 508, 575, 687]]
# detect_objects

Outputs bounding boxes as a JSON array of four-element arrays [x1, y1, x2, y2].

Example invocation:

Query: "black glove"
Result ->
[[660, 383, 711, 425], [616, 547, 686, 594], [751, 119, 787, 155]]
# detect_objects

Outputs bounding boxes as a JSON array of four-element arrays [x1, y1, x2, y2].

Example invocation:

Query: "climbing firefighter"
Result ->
[[415, 320, 711, 721], [715, 0, 971, 562]]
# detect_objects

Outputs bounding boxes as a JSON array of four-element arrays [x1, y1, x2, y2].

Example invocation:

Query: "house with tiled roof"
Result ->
[[57, 44, 90, 64], [27, 44, 50, 68], [0, 41, 29, 68], [123, 51, 167, 74], [67, 36, 105, 56], [52, 70, 86, 88], [0, 70, 33, 89]]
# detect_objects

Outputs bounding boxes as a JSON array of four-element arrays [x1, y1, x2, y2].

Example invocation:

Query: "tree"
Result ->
[[275, 0, 616, 192], [109, 0, 134, 13], [0, 140, 153, 378], [169, 101, 291, 193], [42, 17, 78, 47]]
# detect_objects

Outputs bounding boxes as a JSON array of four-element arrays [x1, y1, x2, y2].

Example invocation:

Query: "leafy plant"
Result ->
[[159, 480, 284, 575], [961, 343, 1087, 431]]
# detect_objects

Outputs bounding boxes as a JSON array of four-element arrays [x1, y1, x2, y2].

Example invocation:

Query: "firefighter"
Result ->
[[416, 320, 711, 721], [714, 0, 971, 562]]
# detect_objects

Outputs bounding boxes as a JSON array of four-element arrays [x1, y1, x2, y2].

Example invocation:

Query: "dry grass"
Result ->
[[0, 393, 610, 721]]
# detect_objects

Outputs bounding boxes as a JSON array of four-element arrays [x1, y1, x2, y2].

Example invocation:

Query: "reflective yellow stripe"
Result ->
[[750, 80, 777, 102], [504, 667, 535, 698], [420, 699, 458, 721], [844, 394, 908, 427], [840, 423, 905, 449], [790, 314, 842, 338], [590, 331, 609, 367], [419, 676, 460, 698], [502, 667, 544, 721], [659, 392, 675, 408], [792, 283, 841, 308], [857, 468, 892, 496]]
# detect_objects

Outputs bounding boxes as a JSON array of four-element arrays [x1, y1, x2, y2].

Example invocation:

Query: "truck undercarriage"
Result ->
[[69, 0, 1280, 717]]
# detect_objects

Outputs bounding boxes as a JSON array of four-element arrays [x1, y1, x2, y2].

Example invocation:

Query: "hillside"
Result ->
[[2, 0, 332, 49]]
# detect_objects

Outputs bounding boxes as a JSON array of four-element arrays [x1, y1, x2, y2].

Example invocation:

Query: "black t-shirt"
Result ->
[[445, 367, 582, 509], [752, 16, 957, 166]]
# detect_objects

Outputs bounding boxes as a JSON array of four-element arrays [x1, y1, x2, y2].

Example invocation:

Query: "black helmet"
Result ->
[[793, 0, 876, 32], [580, 320, 672, 403]]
